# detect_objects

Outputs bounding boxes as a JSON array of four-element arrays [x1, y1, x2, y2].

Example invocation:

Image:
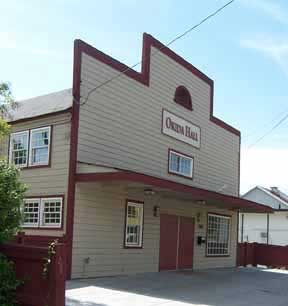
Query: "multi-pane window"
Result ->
[[9, 126, 51, 168], [169, 150, 193, 178], [22, 197, 62, 228], [207, 214, 231, 256], [23, 199, 40, 227], [29, 127, 51, 166], [41, 198, 62, 227], [125, 202, 144, 247], [9, 131, 29, 167]]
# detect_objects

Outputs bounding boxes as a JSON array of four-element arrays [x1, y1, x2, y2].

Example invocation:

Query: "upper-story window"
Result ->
[[168, 150, 194, 179], [174, 86, 192, 110], [9, 126, 51, 168], [9, 131, 29, 167], [29, 127, 51, 166]]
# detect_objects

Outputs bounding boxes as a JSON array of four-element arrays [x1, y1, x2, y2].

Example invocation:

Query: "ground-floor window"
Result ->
[[207, 213, 231, 256], [22, 196, 63, 228], [125, 201, 144, 248]]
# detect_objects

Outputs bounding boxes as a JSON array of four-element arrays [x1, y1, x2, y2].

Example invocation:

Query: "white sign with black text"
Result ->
[[162, 109, 201, 148]]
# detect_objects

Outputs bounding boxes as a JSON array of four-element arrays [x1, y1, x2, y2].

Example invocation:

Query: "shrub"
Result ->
[[0, 254, 22, 306], [0, 160, 27, 305], [0, 160, 27, 243]]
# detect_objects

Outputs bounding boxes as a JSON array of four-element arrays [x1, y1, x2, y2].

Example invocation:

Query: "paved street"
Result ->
[[66, 268, 288, 306]]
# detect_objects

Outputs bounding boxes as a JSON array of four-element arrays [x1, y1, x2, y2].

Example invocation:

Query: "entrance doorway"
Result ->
[[159, 214, 194, 271]]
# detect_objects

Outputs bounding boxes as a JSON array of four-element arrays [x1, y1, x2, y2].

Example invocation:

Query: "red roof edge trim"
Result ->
[[75, 33, 240, 137], [75, 171, 272, 213]]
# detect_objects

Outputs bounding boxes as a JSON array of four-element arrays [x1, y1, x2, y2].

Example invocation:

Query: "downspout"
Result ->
[[266, 213, 270, 245], [241, 213, 244, 243]]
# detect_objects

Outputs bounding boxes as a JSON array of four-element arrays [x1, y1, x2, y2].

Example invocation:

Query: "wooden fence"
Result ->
[[0, 242, 66, 306], [238, 242, 288, 269]]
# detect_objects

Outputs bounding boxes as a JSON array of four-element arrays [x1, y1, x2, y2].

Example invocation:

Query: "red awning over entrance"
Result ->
[[75, 171, 273, 213]]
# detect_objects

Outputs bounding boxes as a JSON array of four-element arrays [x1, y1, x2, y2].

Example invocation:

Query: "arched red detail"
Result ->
[[174, 86, 192, 110]]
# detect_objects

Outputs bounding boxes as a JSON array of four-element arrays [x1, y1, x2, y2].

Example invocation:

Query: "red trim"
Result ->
[[238, 137, 241, 196], [75, 33, 240, 136], [22, 195, 65, 230], [168, 148, 194, 180], [123, 200, 144, 249], [65, 40, 82, 279], [174, 86, 193, 111], [8, 108, 72, 125], [75, 171, 273, 213]]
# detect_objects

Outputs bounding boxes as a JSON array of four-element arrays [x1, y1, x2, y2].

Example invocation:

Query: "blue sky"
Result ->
[[1, 0, 287, 193]]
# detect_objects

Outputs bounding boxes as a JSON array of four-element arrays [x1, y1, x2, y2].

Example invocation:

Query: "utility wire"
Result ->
[[247, 112, 288, 148], [77, 0, 236, 106], [242, 107, 288, 141]]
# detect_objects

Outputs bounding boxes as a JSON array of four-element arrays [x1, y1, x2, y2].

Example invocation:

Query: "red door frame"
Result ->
[[178, 216, 194, 269], [159, 214, 178, 271], [159, 214, 194, 271]]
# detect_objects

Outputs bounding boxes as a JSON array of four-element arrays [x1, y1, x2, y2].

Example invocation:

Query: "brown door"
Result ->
[[178, 217, 194, 269], [159, 214, 178, 270], [159, 214, 194, 271]]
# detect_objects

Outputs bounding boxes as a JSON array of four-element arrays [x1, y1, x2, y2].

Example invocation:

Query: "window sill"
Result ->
[[21, 164, 51, 170], [124, 245, 143, 249], [22, 226, 63, 230]]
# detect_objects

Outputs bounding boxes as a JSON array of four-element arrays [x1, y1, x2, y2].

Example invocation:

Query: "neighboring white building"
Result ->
[[240, 186, 288, 246]]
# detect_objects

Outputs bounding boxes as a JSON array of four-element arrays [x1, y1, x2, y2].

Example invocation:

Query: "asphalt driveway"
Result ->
[[66, 268, 288, 306]]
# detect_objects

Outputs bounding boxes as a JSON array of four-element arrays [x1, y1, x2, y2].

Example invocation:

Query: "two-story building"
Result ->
[[0, 33, 272, 279]]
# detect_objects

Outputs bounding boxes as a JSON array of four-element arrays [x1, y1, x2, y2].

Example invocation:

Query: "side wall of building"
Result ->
[[77, 44, 240, 196], [71, 183, 237, 279], [0, 113, 71, 237], [239, 212, 288, 246]]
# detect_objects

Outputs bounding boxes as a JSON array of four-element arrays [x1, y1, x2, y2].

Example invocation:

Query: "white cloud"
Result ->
[[240, 0, 288, 24], [241, 147, 288, 195], [240, 36, 288, 76]]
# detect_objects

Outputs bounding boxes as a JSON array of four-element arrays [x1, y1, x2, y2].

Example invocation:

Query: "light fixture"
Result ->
[[196, 200, 206, 206], [153, 205, 160, 217], [144, 188, 156, 196]]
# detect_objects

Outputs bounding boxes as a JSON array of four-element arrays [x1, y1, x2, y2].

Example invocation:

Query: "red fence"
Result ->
[[238, 242, 288, 269], [0, 242, 66, 306]]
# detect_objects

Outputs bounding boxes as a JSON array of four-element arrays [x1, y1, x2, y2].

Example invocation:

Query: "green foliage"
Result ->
[[0, 160, 27, 243], [0, 254, 22, 306], [0, 82, 14, 139], [0, 118, 10, 139], [0, 82, 14, 116]]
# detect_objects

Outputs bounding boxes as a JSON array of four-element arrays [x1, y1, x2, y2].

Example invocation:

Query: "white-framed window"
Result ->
[[125, 201, 144, 247], [29, 126, 51, 166], [9, 126, 51, 168], [41, 197, 62, 228], [207, 214, 231, 256], [22, 197, 63, 228], [9, 131, 29, 167], [22, 199, 40, 227], [169, 150, 193, 178]]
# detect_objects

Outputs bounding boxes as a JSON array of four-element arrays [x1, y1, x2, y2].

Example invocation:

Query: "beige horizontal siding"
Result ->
[[0, 113, 71, 237], [71, 182, 237, 279], [77, 47, 240, 196]]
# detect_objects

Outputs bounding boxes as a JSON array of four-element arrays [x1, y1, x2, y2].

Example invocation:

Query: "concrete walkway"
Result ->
[[66, 268, 288, 306]]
